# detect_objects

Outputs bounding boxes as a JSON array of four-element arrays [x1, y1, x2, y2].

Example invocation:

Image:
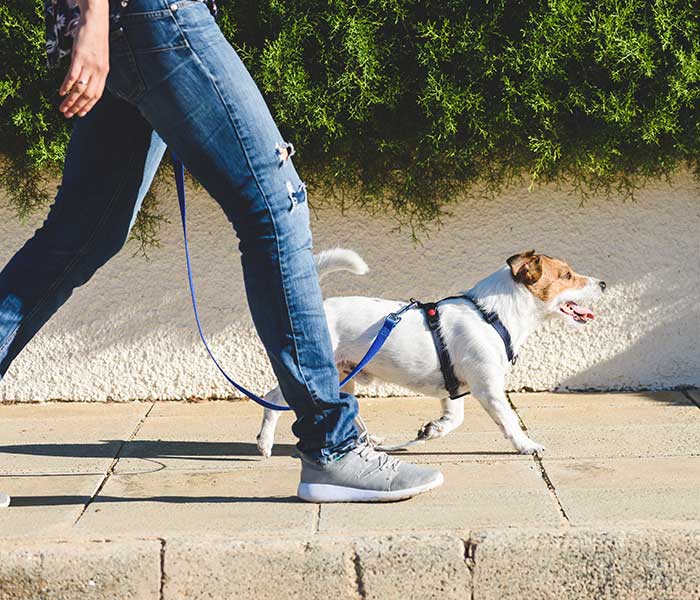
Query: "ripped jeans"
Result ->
[[0, 0, 359, 463]]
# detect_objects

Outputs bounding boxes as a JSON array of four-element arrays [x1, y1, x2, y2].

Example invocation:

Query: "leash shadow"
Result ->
[[394, 450, 517, 457]]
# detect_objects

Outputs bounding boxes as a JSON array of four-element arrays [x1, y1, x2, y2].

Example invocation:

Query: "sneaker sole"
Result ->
[[297, 472, 444, 503], [0, 493, 10, 508]]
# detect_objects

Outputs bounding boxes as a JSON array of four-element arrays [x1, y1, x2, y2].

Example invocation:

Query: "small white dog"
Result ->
[[256, 248, 606, 456]]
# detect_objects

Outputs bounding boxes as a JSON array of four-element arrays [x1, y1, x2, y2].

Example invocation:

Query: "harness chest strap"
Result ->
[[462, 293, 517, 365], [417, 301, 468, 400], [417, 294, 518, 401]]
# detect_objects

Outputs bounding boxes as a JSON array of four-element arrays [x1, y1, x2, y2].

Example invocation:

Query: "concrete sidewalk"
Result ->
[[1, 391, 699, 599]]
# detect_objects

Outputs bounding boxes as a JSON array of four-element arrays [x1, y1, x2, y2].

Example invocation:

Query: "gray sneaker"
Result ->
[[0, 493, 9, 508], [297, 441, 444, 502]]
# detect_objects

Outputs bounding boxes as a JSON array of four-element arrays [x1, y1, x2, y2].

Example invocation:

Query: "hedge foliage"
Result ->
[[1, 0, 699, 242]]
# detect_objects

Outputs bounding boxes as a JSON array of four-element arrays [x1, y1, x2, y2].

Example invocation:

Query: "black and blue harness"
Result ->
[[414, 294, 517, 400], [173, 154, 517, 410]]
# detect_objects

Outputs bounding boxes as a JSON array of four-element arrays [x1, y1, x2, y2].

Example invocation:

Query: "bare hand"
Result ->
[[59, 2, 110, 118]]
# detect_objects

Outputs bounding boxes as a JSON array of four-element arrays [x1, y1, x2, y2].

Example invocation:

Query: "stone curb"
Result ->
[[1, 529, 699, 599]]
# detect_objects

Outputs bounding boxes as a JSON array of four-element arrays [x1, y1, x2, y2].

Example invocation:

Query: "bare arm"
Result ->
[[58, 0, 110, 118]]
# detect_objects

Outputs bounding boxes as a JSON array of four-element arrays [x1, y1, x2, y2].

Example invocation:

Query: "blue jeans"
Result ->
[[0, 0, 358, 463]]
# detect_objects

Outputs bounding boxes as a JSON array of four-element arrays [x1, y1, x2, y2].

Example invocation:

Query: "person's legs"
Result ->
[[106, 0, 359, 462], [105, 0, 442, 500], [0, 90, 166, 379]]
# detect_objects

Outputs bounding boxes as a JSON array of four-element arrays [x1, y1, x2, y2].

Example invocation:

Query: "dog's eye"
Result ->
[[563, 271, 572, 280]]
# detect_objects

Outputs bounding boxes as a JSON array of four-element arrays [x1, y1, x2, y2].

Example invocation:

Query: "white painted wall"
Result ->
[[1, 171, 698, 401]]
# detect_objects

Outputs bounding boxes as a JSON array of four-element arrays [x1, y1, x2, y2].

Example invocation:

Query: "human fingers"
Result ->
[[68, 78, 102, 117]]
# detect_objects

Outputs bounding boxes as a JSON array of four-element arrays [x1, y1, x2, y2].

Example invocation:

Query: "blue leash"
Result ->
[[172, 152, 411, 411]]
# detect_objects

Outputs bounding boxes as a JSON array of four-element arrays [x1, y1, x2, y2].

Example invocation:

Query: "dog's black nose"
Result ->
[[599, 281, 607, 292]]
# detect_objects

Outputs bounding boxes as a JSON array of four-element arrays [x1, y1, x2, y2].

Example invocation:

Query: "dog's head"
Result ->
[[507, 250, 606, 327]]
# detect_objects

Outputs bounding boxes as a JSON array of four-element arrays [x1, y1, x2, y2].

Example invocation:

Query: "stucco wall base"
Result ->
[[1, 172, 698, 401]]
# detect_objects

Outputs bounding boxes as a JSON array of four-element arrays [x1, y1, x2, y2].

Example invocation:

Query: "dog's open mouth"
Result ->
[[560, 301, 594, 323]]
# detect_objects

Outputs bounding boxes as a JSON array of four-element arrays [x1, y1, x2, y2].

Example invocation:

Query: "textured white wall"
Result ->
[[0, 172, 698, 401]]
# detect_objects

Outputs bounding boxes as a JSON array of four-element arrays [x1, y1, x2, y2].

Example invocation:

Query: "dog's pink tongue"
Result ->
[[572, 303, 594, 320]]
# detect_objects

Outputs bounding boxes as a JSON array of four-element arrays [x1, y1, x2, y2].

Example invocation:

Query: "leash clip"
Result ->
[[387, 298, 420, 325], [386, 312, 402, 325]]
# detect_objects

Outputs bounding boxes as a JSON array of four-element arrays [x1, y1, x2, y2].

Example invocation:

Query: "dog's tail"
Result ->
[[314, 248, 369, 280]]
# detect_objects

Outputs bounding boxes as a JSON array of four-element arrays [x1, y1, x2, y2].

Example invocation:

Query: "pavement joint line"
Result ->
[[159, 537, 166, 600], [531, 454, 571, 524], [462, 538, 476, 600], [507, 392, 571, 526], [351, 547, 367, 600], [71, 401, 156, 527], [313, 503, 321, 534]]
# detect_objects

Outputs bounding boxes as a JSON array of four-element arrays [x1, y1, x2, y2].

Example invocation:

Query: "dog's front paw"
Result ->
[[512, 437, 546, 455], [256, 433, 273, 458], [417, 420, 446, 440]]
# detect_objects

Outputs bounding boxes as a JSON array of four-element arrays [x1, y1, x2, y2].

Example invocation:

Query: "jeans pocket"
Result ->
[[119, 4, 189, 54], [105, 26, 147, 103]]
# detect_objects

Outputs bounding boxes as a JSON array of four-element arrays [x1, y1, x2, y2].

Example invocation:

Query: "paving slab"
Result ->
[[0, 474, 101, 538], [117, 397, 518, 474], [115, 412, 297, 474], [522, 423, 700, 459], [543, 456, 700, 525], [472, 528, 700, 600], [318, 461, 560, 533], [359, 396, 498, 433], [147, 396, 493, 432], [0, 540, 161, 600], [354, 535, 471, 599], [0, 544, 42, 599], [164, 537, 355, 600], [74, 466, 316, 538], [516, 400, 699, 428], [360, 396, 521, 462], [513, 391, 700, 459], [376, 432, 526, 464], [510, 390, 691, 408], [1, 396, 700, 598], [0, 402, 151, 475]]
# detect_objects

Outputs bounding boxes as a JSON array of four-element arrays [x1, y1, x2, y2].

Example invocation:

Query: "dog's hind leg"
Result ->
[[256, 386, 287, 458], [471, 383, 545, 455], [417, 396, 465, 440]]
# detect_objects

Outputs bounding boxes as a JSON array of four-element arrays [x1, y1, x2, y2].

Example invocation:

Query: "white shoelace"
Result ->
[[355, 439, 402, 474]]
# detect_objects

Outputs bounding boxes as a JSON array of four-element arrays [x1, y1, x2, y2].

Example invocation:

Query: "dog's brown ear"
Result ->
[[507, 250, 542, 285]]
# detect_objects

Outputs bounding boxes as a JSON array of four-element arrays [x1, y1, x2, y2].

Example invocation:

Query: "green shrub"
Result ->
[[1, 0, 699, 244]]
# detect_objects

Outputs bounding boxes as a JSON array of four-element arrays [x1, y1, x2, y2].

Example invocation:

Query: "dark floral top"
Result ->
[[44, 0, 218, 69]]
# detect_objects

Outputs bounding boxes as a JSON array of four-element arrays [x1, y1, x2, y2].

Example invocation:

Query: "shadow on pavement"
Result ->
[[0, 440, 298, 461], [8, 494, 300, 507]]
